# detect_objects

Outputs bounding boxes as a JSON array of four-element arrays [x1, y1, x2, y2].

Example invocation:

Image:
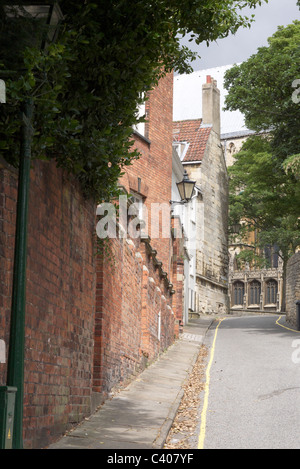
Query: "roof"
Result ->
[[173, 119, 212, 163]]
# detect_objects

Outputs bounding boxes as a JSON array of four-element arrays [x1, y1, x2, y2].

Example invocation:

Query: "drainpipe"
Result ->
[[6, 98, 33, 449]]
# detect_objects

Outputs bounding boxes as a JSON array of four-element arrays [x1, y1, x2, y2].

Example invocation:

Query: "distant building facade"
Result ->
[[173, 65, 284, 314]]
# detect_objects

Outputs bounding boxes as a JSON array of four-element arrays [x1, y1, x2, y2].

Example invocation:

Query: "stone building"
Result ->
[[173, 75, 229, 315], [286, 252, 300, 327]]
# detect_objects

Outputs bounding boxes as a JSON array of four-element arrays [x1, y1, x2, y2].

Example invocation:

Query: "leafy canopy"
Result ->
[[225, 19, 300, 267], [224, 20, 300, 162], [228, 135, 300, 264], [0, 0, 267, 202]]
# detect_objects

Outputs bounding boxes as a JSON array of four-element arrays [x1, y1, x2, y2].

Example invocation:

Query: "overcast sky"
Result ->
[[180, 0, 300, 71]]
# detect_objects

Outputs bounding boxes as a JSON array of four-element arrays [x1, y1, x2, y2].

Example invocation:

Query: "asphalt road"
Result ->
[[198, 314, 300, 449]]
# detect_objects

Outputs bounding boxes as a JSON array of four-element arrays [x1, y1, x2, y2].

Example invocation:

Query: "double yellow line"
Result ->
[[275, 315, 300, 333], [198, 318, 225, 449]]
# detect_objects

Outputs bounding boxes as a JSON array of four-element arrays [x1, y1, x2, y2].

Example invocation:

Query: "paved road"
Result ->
[[199, 314, 300, 449]]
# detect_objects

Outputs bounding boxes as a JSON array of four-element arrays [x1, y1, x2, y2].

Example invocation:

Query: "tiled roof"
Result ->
[[173, 119, 212, 162]]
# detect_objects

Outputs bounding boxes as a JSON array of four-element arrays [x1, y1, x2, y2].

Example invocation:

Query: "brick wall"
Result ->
[[93, 235, 178, 406], [0, 158, 96, 448], [123, 72, 174, 274], [92, 72, 183, 405], [0, 71, 182, 448], [286, 252, 300, 326]]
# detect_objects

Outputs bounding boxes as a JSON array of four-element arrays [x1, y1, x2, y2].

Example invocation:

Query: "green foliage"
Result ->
[[228, 135, 300, 264], [0, 0, 267, 202], [224, 21, 300, 163], [226, 19, 300, 281], [235, 249, 268, 270], [283, 154, 300, 178]]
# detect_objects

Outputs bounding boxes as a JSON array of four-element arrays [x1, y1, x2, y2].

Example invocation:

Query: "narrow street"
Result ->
[[197, 314, 300, 449]]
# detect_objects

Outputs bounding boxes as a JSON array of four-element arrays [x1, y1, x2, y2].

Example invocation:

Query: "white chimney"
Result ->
[[202, 75, 220, 136]]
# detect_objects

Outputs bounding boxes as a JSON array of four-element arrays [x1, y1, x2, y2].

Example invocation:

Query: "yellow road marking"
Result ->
[[198, 318, 225, 449], [197, 315, 298, 449], [275, 315, 300, 333]]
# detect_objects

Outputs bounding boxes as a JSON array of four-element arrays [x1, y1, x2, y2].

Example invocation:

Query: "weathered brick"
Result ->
[[0, 159, 96, 448]]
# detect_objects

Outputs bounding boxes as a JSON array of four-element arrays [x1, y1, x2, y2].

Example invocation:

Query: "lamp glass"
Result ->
[[3, 2, 63, 53], [183, 180, 195, 201], [176, 180, 186, 201], [176, 170, 196, 202]]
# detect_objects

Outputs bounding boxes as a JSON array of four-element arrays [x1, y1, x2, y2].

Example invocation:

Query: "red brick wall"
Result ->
[[93, 235, 177, 403], [0, 71, 183, 448], [121, 72, 174, 274], [93, 72, 183, 402], [0, 158, 96, 449]]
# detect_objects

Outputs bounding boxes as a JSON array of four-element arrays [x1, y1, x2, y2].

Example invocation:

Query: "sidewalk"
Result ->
[[47, 316, 214, 449]]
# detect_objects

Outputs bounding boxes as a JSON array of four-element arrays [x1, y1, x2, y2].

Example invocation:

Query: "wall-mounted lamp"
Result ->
[[170, 170, 196, 206]]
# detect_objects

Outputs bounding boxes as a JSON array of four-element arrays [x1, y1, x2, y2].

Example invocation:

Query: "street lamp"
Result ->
[[2, 1, 63, 450], [170, 170, 196, 205]]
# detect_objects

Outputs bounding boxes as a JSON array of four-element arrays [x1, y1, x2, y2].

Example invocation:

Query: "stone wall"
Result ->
[[93, 234, 179, 406], [185, 131, 229, 313], [286, 252, 300, 326]]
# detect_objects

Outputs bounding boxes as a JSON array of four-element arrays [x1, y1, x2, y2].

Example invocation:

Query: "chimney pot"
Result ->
[[202, 77, 220, 136]]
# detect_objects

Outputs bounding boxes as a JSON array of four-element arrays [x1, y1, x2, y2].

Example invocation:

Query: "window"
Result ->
[[158, 312, 161, 341], [233, 281, 244, 306], [264, 244, 280, 268], [133, 95, 146, 136], [127, 192, 147, 237], [249, 280, 261, 305], [266, 280, 278, 304], [173, 142, 190, 161]]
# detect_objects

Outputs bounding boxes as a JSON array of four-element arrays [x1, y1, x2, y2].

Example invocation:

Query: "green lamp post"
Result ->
[[1, 1, 63, 449]]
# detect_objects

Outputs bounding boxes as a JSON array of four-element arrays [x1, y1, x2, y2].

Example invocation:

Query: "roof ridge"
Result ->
[[173, 118, 202, 124]]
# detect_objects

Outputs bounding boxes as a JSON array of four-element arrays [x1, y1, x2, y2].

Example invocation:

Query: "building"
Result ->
[[0, 71, 185, 448], [93, 71, 186, 408], [221, 109, 283, 314], [173, 75, 229, 315], [173, 65, 283, 314]]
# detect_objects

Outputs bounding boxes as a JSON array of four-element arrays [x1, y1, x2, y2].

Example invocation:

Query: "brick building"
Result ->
[[93, 72, 185, 408], [0, 71, 184, 448]]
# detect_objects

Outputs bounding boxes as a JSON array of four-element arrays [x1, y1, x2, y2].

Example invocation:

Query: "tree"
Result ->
[[0, 0, 267, 202], [224, 19, 300, 311], [228, 135, 300, 311], [224, 20, 300, 163]]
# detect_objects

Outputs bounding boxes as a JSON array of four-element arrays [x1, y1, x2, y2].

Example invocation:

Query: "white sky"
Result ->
[[174, 0, 300, 135], [180, 0, 300, 71]]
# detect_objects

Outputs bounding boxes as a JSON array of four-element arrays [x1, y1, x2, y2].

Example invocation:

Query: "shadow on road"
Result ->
[[207, 313, 300, 338]]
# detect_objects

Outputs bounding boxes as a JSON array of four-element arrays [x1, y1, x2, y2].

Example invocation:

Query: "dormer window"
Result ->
[[173, 141, 189, 161]]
